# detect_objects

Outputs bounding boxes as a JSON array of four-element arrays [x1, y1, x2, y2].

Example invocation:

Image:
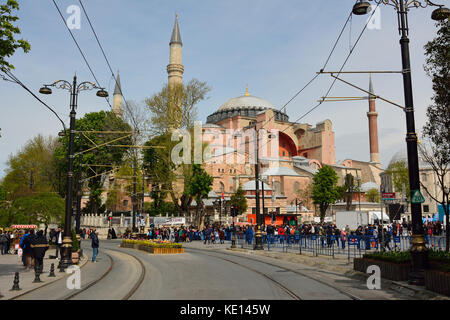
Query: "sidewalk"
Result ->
[[183, 241, 449, 300], [0, 249, 88, 300]]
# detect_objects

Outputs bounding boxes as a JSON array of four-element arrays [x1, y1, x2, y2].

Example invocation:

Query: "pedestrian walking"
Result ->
[[30, 230, 49, 277], [0, 231, 8, 255], [90, 228, 99, 262], [55, 227, 63, 260], [20, 230, 36, 269]]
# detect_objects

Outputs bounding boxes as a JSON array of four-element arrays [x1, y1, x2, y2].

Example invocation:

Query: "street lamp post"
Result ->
[[75, 153, 82, 234], [352, 0, 449, 285], [40, 75, 108, 270], [253, 131, 264, 250]]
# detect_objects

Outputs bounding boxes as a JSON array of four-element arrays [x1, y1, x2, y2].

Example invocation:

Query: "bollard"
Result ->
[[48, 263, 56, 277], [299, 236, 302, 255], [10, 272, 21, 291], [58, 261, 65, 273], [33, 269, 42, 283]]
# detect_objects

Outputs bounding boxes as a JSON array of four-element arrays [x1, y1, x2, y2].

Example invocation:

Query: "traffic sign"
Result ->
[[382, 193, 396, 200], [411, 189, 425, 204]]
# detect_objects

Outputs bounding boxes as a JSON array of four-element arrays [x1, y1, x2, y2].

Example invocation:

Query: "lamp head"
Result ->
[[352, 0, 371, 15], [58, 130, 66, 137], [39, 86, 52, 95], [431, 6, 450, 21], [96, 89, 109, 98]]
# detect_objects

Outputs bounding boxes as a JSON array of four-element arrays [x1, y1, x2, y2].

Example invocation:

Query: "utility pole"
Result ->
[[142, 168, 145, 219], [132, 155, 137, 232], [75, 153, 82, 234]]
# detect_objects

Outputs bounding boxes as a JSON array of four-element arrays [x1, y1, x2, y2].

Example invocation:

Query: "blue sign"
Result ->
[[394, 236, 401, 243], [438, 204, 449, 222], [311, 235, 317, 241], [348, 236, 358, 245]]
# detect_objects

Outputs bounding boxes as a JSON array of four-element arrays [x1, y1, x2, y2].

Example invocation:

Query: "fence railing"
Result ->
[[230, 233, 447, 261]]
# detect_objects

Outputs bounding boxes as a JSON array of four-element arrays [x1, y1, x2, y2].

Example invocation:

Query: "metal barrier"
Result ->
[[228, 234, 447, 260]]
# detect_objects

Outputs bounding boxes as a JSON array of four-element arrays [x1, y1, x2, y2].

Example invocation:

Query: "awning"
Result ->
[[11, 225, 38, 229]]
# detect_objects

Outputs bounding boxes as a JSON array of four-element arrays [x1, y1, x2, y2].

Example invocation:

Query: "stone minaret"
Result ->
[[113, 70, 123, 118], [367, 75, 380, 164], [167, 14, 184, 88]]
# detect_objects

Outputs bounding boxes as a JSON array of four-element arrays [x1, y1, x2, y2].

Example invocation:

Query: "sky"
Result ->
[[0, 0, 443, 178]]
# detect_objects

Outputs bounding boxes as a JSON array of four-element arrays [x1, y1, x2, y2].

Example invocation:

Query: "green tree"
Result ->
[[230, 185, 248, 215], [344, 173, 356, 211], [0, 135, 60, 200], [143, 79, 210, 217], [423, 21, 449, 158], [105, 186, 119, 213], [145, 79, 211, 134], [143, 134, 177, 211], [187, 164, 213, 229], [54, 111, 132, 213], [0, 0, 30, 70], [5, 192, 64, 233], [311, 165, 340, 223], [385, 160, 410, 196], [366, 188, 380, 203], [422, 21, 450, 252]]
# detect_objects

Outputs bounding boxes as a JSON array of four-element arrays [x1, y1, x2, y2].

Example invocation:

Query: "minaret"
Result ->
[[367, 75, 380, 165], [113, 71, 123, 118], [167, 13, 184, 88]]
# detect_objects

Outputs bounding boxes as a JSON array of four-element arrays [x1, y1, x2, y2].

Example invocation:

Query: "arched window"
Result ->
[[219, 182, 225, 193], [273, 181, 282, 196]]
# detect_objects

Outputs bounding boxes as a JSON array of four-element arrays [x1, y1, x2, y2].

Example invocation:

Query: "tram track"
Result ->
[[9, 252, 94, 300], [185, 247, 361, 300], [195, 251, 302, 300], [64, 247, 146, 300], [11, 246, 146, 300]]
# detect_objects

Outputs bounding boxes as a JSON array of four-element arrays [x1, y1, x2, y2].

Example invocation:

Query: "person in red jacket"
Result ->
[[278, 226, 285, 243]]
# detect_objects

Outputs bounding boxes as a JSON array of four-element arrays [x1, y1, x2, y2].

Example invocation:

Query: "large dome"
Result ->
[[218, 95, 275, 112], [207, 92, 289, 124]]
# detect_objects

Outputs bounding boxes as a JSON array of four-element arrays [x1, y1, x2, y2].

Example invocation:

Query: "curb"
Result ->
[[345, 270, 450, 300], [228, 247, 449, 300], [5, 254, 90, 300]]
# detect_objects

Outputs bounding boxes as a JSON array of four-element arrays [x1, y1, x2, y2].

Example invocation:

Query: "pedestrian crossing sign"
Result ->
[[411, 189, 425, 204]]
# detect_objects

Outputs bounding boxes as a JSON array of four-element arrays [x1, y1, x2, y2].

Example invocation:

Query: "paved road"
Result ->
[[9, 239, 419, 300]]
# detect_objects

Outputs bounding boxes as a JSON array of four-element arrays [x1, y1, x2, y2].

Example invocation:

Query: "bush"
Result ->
[[363, 251, 411, 264], [71, 229, 79, 252], [363, 249, 450, 268]]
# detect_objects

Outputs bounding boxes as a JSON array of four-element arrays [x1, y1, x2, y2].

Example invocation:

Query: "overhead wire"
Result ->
[[257, 2, 381, 153], [1, 67, 67, 131], [77, 0, 138, 130], [258, 11, 354, 130], [52, 0, 113, 110]]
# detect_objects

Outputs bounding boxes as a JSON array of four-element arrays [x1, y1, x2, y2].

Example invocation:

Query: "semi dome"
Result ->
[[389, 150, 407, 167], [388, 149, 429, 168], [361, 182, 379, 193]]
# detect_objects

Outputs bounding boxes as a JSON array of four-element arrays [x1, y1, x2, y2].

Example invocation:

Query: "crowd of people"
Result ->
[[118, 219, 445, 253], [0, 229, 50, 276], [0, 229, 14, 255]]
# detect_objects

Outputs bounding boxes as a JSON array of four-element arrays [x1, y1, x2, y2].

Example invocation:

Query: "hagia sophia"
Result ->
[[83, 15, 443, 227]]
